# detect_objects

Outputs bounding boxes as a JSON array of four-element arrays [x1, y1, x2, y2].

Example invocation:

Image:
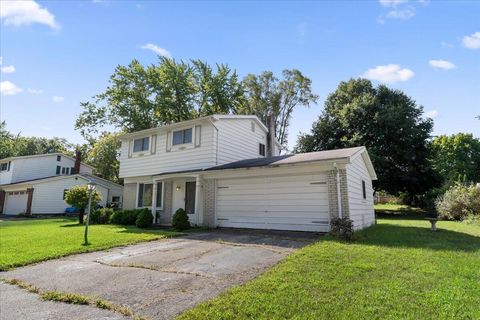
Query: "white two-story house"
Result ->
[[0, 153, 123, 215], [120, 115, 377, 232]]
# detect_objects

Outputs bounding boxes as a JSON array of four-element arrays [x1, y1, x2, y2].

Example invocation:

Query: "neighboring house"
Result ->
[[119, 115, 377, 232], [0, 153, 123, 215]]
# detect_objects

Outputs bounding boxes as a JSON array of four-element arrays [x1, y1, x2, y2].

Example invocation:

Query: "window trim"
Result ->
[[136, 181, 164, 210], [362, 180, 367, 200], [259, 143, 266, 156], [172, 127, 194, 147], [133, 136, 150, 153]]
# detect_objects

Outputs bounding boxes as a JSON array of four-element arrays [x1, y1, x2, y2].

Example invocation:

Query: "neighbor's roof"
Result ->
[[118, 114, 270, 139], [0, 153, 95, 170]]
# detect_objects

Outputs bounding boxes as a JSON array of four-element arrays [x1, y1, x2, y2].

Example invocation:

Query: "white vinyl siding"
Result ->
[[346, 155, 375, 230], [5, 155, 92, 185], [216, 118, 268, 164], [119, 121, 216, 178], [216, 173, 330, 232], [30, 177, 111, 214]]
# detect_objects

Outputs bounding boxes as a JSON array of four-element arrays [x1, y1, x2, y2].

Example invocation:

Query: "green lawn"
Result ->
[[178, 218, 480, 319], [0, 218, 177, 271]]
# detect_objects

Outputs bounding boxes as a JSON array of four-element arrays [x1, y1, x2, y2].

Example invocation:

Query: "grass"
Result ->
[[1, 277, 147, 320], [0, 218, 178, 271], [178, 217, 480, 319]]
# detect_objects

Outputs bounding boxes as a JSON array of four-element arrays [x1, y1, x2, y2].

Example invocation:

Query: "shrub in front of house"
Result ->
[[330, 217, 354, 241], [172, 208, 190, 231], [436, 184, 480, 220], [90, 208, 115, 224], [136, 208, 153, 228], [110, 209, 141, 225]]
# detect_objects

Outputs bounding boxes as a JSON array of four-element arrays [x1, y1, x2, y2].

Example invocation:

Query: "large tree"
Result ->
[[429, 133, 480, 184], [86, 132, 121, 183], [75, 57, 245, 137], [295, 78, 438, 201], [238, 70, 318, 148]]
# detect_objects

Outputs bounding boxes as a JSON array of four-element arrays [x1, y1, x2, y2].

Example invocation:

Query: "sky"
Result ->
[[1, 0, 479, 151]]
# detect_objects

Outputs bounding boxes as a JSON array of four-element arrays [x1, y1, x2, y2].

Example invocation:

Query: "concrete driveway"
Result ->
[[1, 229, 318, 320]]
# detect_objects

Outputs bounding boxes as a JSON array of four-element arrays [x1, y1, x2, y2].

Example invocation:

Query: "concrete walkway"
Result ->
[[1, 229, 318, 320]]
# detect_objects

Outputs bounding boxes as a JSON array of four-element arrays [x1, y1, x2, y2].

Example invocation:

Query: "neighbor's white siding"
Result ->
[[0, 162, 14, 185], [9, 155, 92, 184], [119, 120, 217, 178], [30, 177, 110, 214], [216, 118, 267, 164], [346, 155, 375, 230]]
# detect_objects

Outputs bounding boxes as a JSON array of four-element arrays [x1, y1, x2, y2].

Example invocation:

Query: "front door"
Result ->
[[185, 181, 196, 217]]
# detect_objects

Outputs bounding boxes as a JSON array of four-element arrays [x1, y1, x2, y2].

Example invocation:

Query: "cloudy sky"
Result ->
[[1, 0, 479, 149]]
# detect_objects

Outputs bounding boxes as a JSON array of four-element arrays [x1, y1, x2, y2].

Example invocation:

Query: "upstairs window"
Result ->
[[0, 162, 8, 171], [133, 137, 150, 152], [173, 128, 192, 145], [57, 155, 61, 162], [362, 180, 367, 199], [259, 143, 266, 156]]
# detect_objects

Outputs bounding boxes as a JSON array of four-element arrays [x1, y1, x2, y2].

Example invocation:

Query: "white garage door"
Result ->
[[216, 173, 330, 232], [4, 191, 28, 215]]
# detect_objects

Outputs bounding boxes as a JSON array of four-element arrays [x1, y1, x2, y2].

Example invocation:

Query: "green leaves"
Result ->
[[75, 57, 246, 137], [295, 78, 437, 198]]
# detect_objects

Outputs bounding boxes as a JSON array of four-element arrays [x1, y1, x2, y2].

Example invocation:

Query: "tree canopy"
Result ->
[[295, 78, 439, 200], [75, 58, 318, 150], [86, 132, 121, 183], [238, 70, 319, 148], [75, 57, 245, 137], [0, 121, 72, 159], [429, 133, 480, 184]]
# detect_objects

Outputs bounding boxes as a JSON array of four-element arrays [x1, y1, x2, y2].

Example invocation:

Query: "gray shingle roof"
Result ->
[[206, 147, 365, 171]]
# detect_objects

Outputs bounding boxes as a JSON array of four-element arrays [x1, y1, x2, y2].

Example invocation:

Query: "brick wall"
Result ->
[[327, 169, 350, 219], [202, 179, 216, 227]]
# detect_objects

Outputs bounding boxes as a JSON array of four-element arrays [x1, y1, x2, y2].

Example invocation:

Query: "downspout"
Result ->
[[333, 162, 342, 219]]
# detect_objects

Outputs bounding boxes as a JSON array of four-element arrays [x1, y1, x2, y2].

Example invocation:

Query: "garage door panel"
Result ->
[[218, 221, 330, 233], [217, 186, 326, 196], [216, 198, 328, 206], [5, 192, 28, 215], [216, 173, 330, 232]]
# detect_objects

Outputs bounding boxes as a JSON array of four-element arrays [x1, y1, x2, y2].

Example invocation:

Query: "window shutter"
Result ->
[[128, 140, 133, 158], [166, 131, 172, 152], [151, 135, 157, 154], [195, 125, 201, 147]]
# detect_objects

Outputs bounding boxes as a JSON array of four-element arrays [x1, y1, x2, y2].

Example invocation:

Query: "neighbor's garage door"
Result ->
[[216, 173, 330, 232], [4, 191, 28, 215]]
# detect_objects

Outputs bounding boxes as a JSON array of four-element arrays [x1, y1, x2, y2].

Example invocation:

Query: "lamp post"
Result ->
[[84, 179, 97, 245]]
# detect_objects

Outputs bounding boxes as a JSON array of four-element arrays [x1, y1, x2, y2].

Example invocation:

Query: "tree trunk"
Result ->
[[79, 208, 85, 224]]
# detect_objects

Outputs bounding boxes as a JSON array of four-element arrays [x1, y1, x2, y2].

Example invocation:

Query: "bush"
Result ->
[[463, 214, 480, 226], [110, 209, 141, 225], [136, 208, 153, 228], [90, 208, 114, 224], [436, 184, 480, 220], [330, 217, 354, 241], [172, 208, 190, 231]]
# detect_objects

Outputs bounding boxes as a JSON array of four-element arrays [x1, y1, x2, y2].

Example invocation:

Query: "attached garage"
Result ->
[[216, 173, 330, 232], [4, 191, 28, 215]]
